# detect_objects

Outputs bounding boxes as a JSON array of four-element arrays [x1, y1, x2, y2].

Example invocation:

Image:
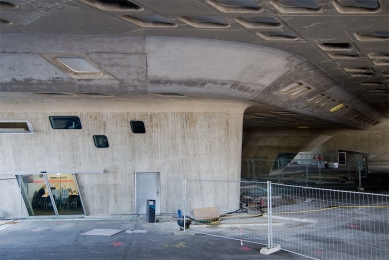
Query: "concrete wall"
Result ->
[[0, 97, 248, 217], [310, 127, 389, 166]]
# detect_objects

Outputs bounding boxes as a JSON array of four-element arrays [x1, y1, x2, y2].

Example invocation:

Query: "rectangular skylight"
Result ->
[[55, 57, 101, 74]]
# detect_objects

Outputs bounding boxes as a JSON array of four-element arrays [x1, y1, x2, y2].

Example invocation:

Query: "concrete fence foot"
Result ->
[[260, 244, 281, 255]]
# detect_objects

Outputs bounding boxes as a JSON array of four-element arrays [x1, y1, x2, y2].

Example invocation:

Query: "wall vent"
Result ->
[[279, 81, 314, 98], [206, 0, 262, 13], [355, 31, 389, 41], [81, 0, 143, 11], [343, 109, 378, 125], [179, 16, 230, 28], [235, 17, 281, 28], [271, 0, 321, 13], [75, 93, 113, 97], [0, 121, 34, 134], [318, 43, 352, 51], [257, 30, 297, 41], [333, 0, 380, 13], [34, 92, 74, 96], [328, 52, 359, 59], [122, 15, 177, 28], [152, 93, 186, 97], [0, 1, 18, 9]]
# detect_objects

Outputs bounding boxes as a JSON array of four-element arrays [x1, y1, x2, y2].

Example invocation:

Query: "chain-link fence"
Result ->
[[166, 178, 389, 259]]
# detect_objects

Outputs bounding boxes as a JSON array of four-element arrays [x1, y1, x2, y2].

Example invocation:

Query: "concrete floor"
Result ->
[[0, 217, 306, 260]]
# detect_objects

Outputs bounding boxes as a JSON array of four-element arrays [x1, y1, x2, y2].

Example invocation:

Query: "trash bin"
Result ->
[[146, 199, 156, 223]]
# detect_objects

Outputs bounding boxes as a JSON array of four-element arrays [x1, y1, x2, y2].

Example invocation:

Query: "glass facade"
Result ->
[[17, 173, 85, 217]]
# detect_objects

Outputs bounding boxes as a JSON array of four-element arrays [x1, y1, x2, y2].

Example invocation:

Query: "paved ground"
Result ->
[[0, 217, 306, 260]]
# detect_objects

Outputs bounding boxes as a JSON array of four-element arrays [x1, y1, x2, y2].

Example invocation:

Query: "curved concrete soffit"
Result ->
[[144, 37, 383, 129]]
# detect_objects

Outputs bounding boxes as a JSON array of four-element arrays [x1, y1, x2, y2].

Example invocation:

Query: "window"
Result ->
[[93, 135, 109, 148], [0, 120, 34, 134], [49, 116, 82, 129], [130, 121, 146, 134]]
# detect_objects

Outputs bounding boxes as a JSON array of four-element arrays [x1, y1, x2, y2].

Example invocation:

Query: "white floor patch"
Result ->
[[80, 229, 124, 236], [126, 230, 147, 233], [0, 224, 13, 231]]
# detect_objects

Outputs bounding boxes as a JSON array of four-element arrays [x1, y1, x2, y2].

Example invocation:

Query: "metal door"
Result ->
[[135, 172, 160, 214]]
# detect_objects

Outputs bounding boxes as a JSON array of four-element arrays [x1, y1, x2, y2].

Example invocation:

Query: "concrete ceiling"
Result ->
[[0, 0, 388, 132]]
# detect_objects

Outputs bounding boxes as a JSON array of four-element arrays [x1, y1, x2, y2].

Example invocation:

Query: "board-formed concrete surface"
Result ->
[[0, 218, 306, 260]]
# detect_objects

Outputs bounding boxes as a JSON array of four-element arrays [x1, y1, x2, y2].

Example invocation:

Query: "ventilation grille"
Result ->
[[279, 81, 314, 98], [307, 93, 338, 107], [206, 0, 262, 13], [342, 109, 379, 125]]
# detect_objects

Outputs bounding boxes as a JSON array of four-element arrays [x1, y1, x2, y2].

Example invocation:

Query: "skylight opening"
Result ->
[[206, 0, 262, 13], [235, 17, 281, 28], [0, 18, 12, 25], [257, 31, 297, 41], [55, 57, 101, 75], [355, 31, 389, 41], [81, 0, 143, 11], [179, 16, 230, 28], [333, 0, 380, 13], [272, 0, 321, 13], [318, 43, 352, 51], [122, 15, 177, 28], [0, 1, 18, 9], [328, 52, 359, 59]]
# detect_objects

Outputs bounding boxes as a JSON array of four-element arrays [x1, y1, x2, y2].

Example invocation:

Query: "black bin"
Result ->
[[146, 199, 156, 223]]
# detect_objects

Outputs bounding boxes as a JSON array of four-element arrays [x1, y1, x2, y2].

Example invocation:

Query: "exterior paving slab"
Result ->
[[0, 218, 307, 260]]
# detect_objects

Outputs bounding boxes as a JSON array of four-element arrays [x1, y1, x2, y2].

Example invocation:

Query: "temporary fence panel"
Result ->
[[167, 177, 388, 259], [270, 183, 389, 260]]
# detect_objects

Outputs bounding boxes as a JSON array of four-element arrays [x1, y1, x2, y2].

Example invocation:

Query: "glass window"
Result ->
[[49, 116, 82, 129], [93, 135, 109, 148], [130, 120, 146, 134], [0, 120, 34, 134]]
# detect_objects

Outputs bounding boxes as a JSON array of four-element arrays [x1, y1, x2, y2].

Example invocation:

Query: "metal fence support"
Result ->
[[183, 179, 187, 232], [260, 181, 281, 255], [305, 163, 309, 186]]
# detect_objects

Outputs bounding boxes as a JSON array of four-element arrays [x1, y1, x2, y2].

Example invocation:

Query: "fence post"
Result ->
[[277, 159, 280, 183], [260, 181, 281, 255], [183, 179, 187, 231], [252, 159, 256, 179], [305, 163, 309, 186]]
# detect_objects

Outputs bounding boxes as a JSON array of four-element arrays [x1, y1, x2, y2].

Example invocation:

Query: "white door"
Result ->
[[135, 172, 160, 214]]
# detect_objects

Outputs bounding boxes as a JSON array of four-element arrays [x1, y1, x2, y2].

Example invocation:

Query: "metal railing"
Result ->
[[166, 178, 389, 259]]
